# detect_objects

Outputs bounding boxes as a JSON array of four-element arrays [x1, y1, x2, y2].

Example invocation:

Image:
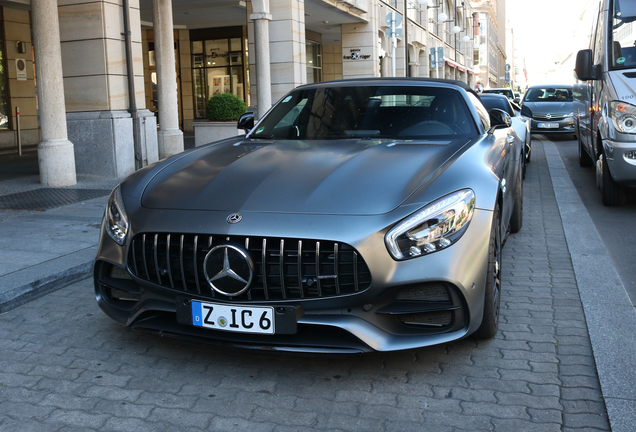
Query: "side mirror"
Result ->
[[513, 97, 520, 104], [520, 105, 533, 118], [237, 112, 254, 133], [489, 108, 512, 131], [575, 49, 598, 81]]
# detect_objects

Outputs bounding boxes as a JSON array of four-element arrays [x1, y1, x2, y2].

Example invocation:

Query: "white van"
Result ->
[[574, 0, 636, 206]]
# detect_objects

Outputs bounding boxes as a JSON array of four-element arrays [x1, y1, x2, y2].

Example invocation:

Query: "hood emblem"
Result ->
[[203, 244, 254, 296], [227, 213, 242, 224], [545, 114, 552, 119]]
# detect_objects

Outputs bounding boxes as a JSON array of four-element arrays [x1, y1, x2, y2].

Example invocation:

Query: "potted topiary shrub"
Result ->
[[194, 93, 247, 146], [206, 93, 246, 121]]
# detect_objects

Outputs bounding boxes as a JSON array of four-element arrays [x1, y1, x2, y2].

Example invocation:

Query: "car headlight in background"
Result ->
[[385, 189, 475, 260], [609, 101, 636, 134], [105, 185, 129, 245]]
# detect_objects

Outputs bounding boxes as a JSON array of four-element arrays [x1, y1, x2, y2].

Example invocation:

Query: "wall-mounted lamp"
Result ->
[[438, 12, 448, 21], [16, 41, 27, 54], [452, 25, 461, 33], [462, 35, 470, 42]]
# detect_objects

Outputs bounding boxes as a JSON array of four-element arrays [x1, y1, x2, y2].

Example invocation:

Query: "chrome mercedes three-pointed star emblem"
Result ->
[[203, 244, 254, 296]]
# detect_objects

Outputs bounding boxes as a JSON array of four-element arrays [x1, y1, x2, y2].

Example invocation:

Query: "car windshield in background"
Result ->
[[483, 89, 513, 99], [523, 87, 573, 102], [611, 0, 636, 70], [252, 86, 478, 140]]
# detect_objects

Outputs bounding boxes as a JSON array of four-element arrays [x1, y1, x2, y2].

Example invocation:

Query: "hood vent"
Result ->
[[623, 72, 636, 78]]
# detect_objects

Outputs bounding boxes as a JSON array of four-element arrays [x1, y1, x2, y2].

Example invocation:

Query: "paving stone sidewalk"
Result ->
[[0, 141, 610, 431]]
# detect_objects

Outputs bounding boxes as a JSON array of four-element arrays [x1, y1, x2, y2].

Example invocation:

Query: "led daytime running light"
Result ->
[[106, 185, 129, 246], [385, 189, 475, 260]]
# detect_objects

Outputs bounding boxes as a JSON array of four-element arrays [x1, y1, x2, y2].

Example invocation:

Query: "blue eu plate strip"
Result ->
[[191, 301, 202, 326]]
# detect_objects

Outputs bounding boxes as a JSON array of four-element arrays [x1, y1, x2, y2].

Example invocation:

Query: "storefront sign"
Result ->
[[16, 59, 27, 81], [343, 49, 371, 61]]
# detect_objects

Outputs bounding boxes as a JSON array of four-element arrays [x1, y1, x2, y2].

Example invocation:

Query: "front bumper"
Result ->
[[94, 208, 494, 353], [603, 138, 636, 187]]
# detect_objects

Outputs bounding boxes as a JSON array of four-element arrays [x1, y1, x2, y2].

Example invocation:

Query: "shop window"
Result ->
[[306, 41, 322, 84], [192, 36, 246, 119], [0, 38, 8, 130]]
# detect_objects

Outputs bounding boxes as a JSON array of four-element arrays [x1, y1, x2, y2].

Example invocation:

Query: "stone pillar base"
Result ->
[[38, 139, 77, 186], [67, 110, 159, 179], [138, 110, 159, 166], [157, 128, 184, 159]]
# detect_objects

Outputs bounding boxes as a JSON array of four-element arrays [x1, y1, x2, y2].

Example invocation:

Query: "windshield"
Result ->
[[483, 89, 513, 99], [523, 87, 573, 102], [251, 86, 478, 140], [610, 0, 636, 69]]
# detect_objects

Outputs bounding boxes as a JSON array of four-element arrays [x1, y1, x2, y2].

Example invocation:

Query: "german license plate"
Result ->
[[538, 122, 559, 128], [191, 300, 275, 334]]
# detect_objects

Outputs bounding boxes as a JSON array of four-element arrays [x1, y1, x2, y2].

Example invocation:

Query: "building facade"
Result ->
[[0, 0, 495, 185], [471, 0, 506, 90]]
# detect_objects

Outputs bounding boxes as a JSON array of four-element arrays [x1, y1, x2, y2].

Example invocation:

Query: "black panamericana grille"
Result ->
[[127, 233, 372, 302]]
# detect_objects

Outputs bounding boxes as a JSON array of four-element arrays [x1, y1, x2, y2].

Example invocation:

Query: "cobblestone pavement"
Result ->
[[0, 142, 610, 432]]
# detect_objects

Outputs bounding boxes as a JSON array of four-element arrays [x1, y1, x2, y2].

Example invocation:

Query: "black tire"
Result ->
[[578, 134, 593, 167], [522, 156, 527, 180], [599, 154, 625, 206], [510, 169, 523, 233], [474, 202, 502, 339]]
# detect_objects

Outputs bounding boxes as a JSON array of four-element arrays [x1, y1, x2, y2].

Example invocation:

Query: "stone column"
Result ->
[[32, 0, 76, 187], [250, 12, 272, 118], [153, 0, 183, 158], [59, 0, 157, 178], [342, 5, 380, 78]]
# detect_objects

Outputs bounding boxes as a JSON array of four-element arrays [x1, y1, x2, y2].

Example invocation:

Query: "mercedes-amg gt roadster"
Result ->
[[94, 78, 525, 353]]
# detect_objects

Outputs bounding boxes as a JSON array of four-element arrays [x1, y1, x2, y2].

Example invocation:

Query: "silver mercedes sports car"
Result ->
[[95, 78, 524, 353]]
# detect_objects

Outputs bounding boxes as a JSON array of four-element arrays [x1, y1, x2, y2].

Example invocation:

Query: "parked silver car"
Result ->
[[522, 85, 576, 137], [95, 78, 524, 353], [480, 93, 533, 178]]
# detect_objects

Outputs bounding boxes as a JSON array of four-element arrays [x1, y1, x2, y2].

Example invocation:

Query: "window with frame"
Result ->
[[0, 27, 8, 130], [192, 35, 246, 119], [306, 40, 322, 84]]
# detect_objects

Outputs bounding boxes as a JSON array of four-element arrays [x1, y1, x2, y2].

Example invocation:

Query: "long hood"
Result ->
[[523, 101, 573, 115], [140, 138, 472, 215]]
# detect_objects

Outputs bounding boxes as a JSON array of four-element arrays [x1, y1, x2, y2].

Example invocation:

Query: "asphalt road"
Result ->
[[538, 134, 636, 307]]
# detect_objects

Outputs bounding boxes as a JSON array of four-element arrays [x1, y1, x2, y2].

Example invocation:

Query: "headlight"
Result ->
[[385, 189, 475, 260], [567, 112, 574, 118], [609, 101, 636, 134], [105, 185, 129, 245]]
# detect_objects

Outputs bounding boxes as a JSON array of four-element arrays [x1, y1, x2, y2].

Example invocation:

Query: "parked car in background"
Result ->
[[480, 93, 533, 178], [574, 0, 636, 206], [94, 78, 524, 353], [522, 85, 576, 137], [482, 87, 515, 102]]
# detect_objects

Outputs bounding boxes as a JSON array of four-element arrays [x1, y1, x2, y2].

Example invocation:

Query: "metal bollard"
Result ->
[[16, 106, 21, 156]]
